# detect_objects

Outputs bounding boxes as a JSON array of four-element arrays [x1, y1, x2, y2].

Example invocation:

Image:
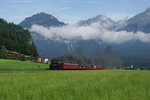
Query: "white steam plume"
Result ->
[[30, 23, 150, 44]]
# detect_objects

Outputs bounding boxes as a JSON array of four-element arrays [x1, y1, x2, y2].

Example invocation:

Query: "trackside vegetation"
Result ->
[[0, 70, 150, 100]]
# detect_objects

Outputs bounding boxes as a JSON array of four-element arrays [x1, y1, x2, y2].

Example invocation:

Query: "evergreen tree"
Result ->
[[20, 55, 26, 61], [30, 55, 34, 61], [10, 53, 17, 60], [0, 45, 7, 59]]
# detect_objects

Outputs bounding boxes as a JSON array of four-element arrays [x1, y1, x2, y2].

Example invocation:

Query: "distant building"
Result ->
[[25, 55, 30, 58], [7, 50, 21, 58], [37, 57, 42, 62], [43, 58, 49, 64], [25, 55, 31, 61], [131, 65, 134, 68]]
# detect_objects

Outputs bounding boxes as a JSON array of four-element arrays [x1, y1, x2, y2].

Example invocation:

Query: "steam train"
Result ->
[[49, 59, 105, 70]]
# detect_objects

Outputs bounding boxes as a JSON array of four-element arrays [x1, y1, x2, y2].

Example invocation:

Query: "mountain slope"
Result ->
[[78, 15, 115, 29], [0, 18, 38, 57], [115, 7, 150, 66], [119, 7, 150, 33]]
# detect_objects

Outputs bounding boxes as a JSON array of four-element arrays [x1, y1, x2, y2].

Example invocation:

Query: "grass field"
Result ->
[[0, 59, 49, 70], [0, 70, 150, 100]]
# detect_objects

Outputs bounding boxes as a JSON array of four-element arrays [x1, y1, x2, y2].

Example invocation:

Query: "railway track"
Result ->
[[0, 69, 104, 73], [0, 70, 50, 73]]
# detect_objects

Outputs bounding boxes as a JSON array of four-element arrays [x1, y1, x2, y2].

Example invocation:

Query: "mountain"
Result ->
[[19, 9, 150, 66], [20, 12, 65, 28], [119, 7, 150, 33], [20, 13, 112, 58], [19, 12, 67, 58], [78, 15, 115, 28], [0, 18, 38, 57], [73, 9, 150, 66]]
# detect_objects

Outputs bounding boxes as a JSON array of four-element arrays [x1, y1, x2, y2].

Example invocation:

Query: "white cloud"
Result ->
[[57, 7, 72, 11], [30, 23, 150, 44]]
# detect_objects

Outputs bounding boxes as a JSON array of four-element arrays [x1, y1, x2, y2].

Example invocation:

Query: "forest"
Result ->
[[0, 18, 38, 58]]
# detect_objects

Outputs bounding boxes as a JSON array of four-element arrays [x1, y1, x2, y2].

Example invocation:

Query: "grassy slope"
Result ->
[[0, 70, 149, 100], [0, 59, 49, 70]]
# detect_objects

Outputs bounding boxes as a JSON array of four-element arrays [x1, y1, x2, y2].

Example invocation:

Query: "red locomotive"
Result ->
[[50, 59, 105, 70]]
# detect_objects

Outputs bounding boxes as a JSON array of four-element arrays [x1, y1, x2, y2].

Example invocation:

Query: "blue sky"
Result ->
[[0, 0, 150, 24]]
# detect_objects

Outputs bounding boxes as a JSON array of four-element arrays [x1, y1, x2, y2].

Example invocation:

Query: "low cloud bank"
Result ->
[[30, 23, 150, 44]]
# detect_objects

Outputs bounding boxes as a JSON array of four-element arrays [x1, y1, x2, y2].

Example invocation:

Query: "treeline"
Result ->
[[0, 18, 38, 57], [0, 45, 34, 61]]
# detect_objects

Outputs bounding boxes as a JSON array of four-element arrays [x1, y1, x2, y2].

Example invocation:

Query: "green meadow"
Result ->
[[0, 59, 48, 70], [0, 70, 150, 100]]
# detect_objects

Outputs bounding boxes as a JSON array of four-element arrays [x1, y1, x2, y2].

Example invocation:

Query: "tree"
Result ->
[[30, 55, 34, 61], [10, 53, 17, 60], [20, 55, 26, 61], [0, 45, 7, 59]]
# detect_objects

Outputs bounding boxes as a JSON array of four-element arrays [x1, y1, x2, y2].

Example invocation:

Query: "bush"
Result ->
[[20, 55, 26, 61]]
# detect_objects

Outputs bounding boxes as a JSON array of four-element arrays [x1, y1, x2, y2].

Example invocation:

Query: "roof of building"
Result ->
[[7, 50, 21, 55]]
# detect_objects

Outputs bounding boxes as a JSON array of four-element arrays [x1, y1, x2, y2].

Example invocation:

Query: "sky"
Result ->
[[0, 0, 150, 24]]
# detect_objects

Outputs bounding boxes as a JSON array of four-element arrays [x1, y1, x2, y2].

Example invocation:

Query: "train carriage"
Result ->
[[50, 59, 105, 70]]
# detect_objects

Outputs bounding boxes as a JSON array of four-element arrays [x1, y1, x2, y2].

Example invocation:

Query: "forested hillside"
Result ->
[[0, 18, 38, 57]]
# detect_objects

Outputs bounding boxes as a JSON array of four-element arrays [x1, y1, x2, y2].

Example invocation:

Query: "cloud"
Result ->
[[58, 7, 72, 11], [30, 23, 150, 44]]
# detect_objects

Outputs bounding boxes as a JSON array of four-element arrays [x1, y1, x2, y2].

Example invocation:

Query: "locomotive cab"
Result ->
[[50, 59, 63, 70]]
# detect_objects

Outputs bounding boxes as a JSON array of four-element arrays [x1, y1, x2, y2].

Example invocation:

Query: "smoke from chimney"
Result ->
[[53, 46, 123, 69]]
